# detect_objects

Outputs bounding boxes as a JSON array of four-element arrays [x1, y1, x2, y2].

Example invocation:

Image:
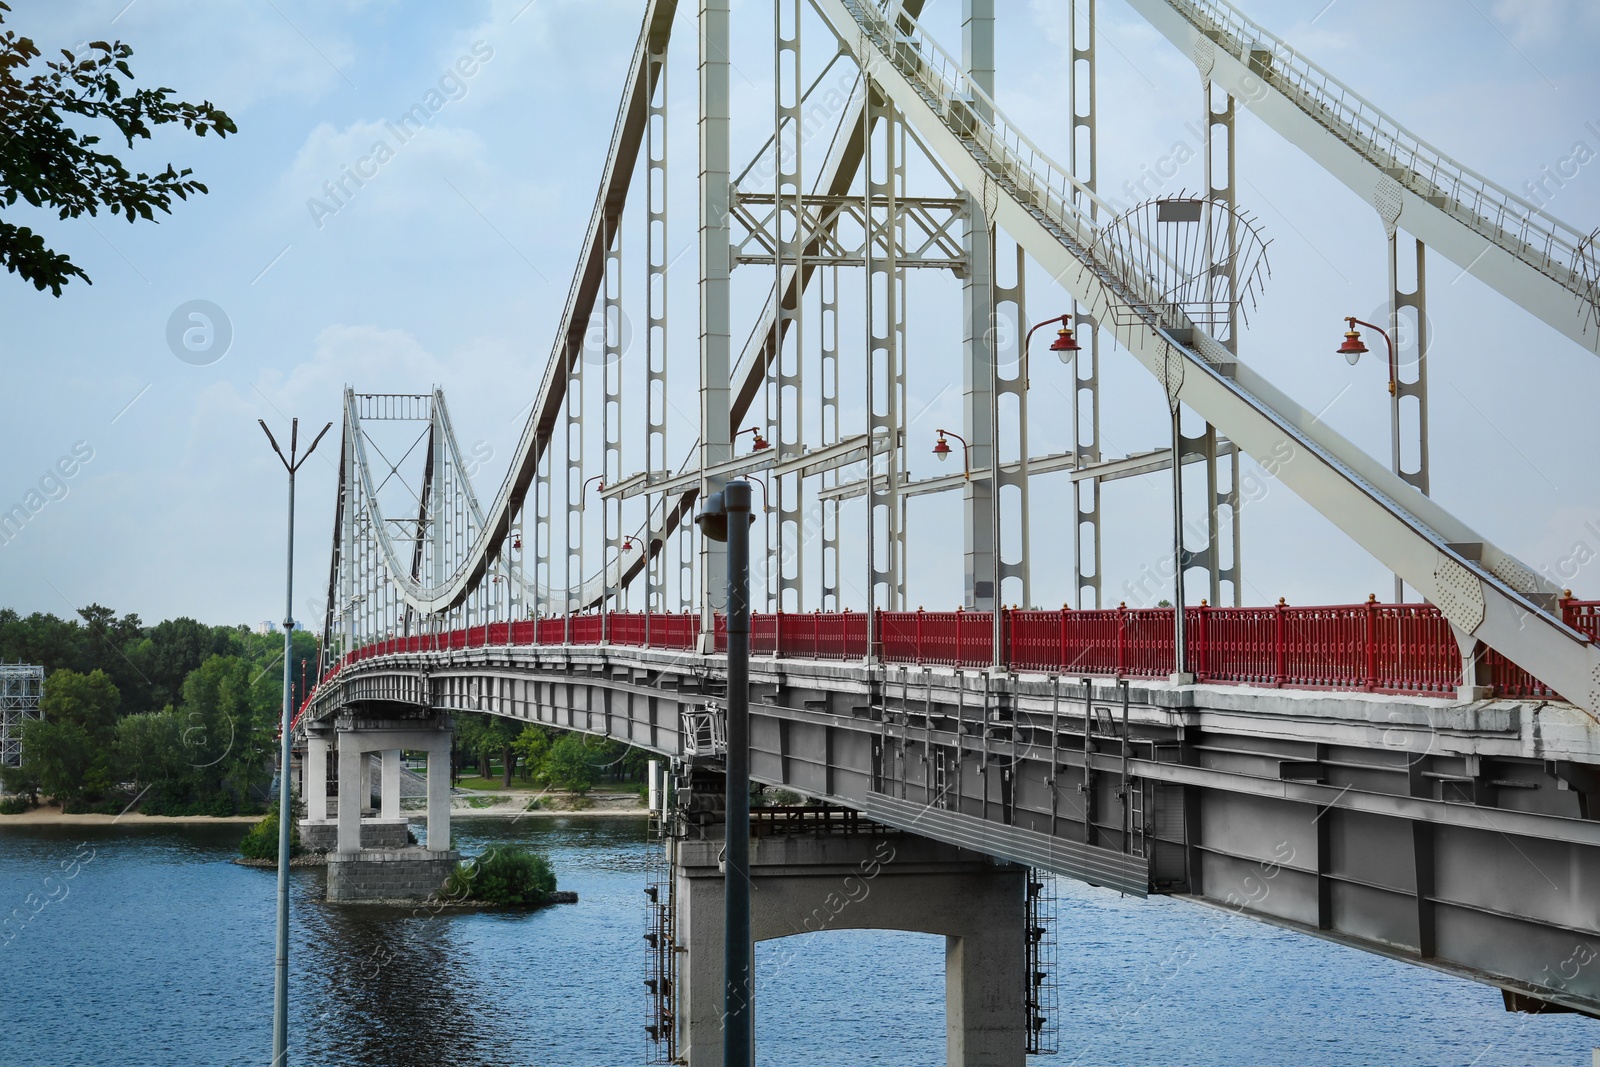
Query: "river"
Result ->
[[0, 815, 1594, 1066]]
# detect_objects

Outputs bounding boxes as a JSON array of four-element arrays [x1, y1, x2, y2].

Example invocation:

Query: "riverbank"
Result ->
[[0, 791, 648, 827], [0, 805, 261, 827], [416, 790, 649, 818]]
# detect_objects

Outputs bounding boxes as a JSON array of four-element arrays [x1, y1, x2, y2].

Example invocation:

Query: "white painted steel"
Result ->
[[1124, 0, 1600, 356], [808, 0, 1600, 715]]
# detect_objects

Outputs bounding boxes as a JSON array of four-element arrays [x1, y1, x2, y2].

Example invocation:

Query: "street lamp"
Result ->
[[932, 428, 971, 480], [734, 425, 772, 453], [580, 474, 605, 507], [1020, 313, 1081, 388], [1336, 314, 1407, 602], [257, 415, 332, 1067], [1336, 316, 1397, 395]]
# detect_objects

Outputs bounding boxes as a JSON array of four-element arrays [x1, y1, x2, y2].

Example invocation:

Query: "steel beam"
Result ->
[[698, 0, 732, 637], [805, 0, 1600, 717]]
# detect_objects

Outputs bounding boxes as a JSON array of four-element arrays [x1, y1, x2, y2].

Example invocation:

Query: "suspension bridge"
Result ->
[[290, 1, 1600, 1062]]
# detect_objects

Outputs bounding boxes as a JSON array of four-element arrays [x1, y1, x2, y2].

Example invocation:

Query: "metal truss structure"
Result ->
[[318, 0, 1600, 718], [0, 664, 43, 769]]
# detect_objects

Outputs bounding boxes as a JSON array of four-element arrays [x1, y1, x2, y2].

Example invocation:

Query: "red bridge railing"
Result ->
[[298, 597, 1598, 721]]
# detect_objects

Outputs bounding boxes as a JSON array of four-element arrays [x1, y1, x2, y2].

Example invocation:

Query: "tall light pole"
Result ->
[[695, 479, 753, 1067], [258, 416, 331, 1067]]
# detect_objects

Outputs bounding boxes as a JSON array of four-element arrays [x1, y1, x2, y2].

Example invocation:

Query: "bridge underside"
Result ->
[[668, 820, 1028, 1066], [312, 645, 1600, 1017]]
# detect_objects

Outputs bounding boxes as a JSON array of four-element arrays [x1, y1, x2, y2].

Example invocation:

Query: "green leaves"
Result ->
[[239, 811, 301, 861], [445, 846, 557, 907], [0, 10, 236, 295]]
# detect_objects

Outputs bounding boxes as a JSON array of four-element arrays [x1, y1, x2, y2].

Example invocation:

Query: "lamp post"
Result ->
[[733, 425, 772, 453], [932, 428, 971, 480], [1020, 313, 1081, 389], [695, 480, 754, 1067], [1335, 315, 1406, 602], [257, 416, 332, 1067]]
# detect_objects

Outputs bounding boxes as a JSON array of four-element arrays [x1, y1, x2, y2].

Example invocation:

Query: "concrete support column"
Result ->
[[945, 911, 1028, 1065], [336, 731, 364, 854], [305, 734, 329, 822], [426, 736, 452, 853], [380, 748, 401, 821], [673, 830, 1027, 1066]]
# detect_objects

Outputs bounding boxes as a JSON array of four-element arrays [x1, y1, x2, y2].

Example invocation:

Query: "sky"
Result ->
[[0, 0, 1597, 630]]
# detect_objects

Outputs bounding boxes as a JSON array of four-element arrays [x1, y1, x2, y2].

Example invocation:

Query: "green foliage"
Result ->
[[19, 668, 120, 810], [455, 712, 523, 786], [510, 724, 551, 780], [0, 794, 30, 814], [0, 5, 236, 295], [445, 846, 556, 907], [0, 603, 319, 817], [0, 758, 38, 802], [239, 810, 300, 861], [539, 731, 598, 794]]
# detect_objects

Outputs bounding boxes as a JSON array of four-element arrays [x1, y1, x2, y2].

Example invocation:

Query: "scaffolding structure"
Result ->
[[0, 665, 44, 769]]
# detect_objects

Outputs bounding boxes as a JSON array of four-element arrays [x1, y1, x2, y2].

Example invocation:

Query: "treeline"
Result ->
[[0, 605, 317, 815], [454, 713, 649, 794]]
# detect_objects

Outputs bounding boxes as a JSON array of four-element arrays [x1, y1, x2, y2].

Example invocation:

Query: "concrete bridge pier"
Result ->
[[322, 713, 457, 903], [672, 824, 1028, 1066]]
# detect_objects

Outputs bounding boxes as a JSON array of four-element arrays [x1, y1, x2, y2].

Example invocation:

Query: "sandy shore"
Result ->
[[0, 805, 260, 827], [0, 797, 648, 827], [450, 805, 649, 819], [439, 792, 648, 819]]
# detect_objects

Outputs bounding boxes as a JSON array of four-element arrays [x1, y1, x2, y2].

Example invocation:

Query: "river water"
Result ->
[[0, 815, 1594, 1066]]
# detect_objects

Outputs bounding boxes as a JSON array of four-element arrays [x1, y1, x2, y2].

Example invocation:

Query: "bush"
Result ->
[[0, 795, 30, 815], [239, 811, 301, 861], [445, 845, 557, 906]]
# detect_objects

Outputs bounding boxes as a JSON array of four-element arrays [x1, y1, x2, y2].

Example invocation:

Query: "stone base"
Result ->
[[326, 848, 459, 903], [300, 818, 412, 852]]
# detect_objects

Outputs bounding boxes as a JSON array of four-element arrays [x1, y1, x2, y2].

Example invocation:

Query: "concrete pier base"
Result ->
[[672, 827, 1027, 1066], [316, 712, 454, 903], [299, 815, 409, 853], [327, 847, 460, 903]]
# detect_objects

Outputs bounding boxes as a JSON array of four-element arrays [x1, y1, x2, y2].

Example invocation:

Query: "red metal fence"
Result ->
[[301, 598, 1599, 726]]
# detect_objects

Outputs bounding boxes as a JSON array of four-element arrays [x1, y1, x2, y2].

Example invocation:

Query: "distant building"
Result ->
[[0, 665, 44, 769], [257, 621, 276, 635]]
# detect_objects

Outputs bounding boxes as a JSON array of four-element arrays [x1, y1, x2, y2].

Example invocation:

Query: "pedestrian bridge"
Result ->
[[291, 0, 1600, 1059], [297, 606, 1600, 1025]]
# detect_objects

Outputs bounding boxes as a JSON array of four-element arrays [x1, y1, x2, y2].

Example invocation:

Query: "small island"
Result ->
[[443, 845, 577, 908]]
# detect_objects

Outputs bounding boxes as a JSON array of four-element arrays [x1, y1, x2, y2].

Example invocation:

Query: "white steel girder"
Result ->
[[808, 0, 1600, 716], [1128, 0, 1600, 358]]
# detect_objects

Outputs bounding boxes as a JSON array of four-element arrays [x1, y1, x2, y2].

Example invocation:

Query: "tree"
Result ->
[[540, 732, 597, 795], [454, 713, 522, 786], [75, 603, 147, 708], [0, 4, 236, 295], [177, 654, 277, 810], [115, 708, 186, 793], [19, 668, 120, 809], [511, 725, 551, 783], [129, 616, 230, 710]]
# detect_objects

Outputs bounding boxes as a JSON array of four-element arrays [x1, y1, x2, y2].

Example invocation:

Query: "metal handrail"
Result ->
[[1165, 0, 1597, 299], [850, 0, 1185, 326]]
